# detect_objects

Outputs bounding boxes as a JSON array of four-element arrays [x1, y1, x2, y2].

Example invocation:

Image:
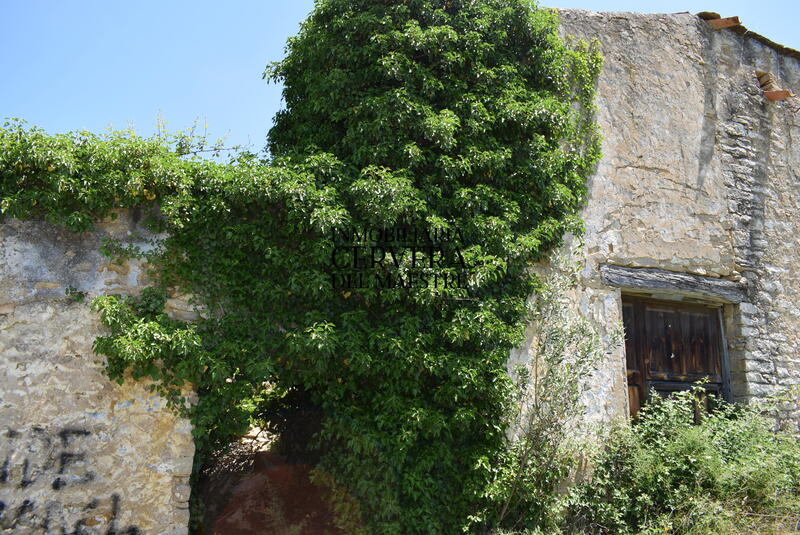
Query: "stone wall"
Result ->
[[0, 212, 194, 534], [550, 10, 800, 430]]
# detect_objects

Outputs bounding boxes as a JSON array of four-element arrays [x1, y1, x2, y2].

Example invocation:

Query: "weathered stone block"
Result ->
[[0, 214, 194, 534]]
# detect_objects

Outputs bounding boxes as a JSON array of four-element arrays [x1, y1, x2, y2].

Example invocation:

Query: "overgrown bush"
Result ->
[[569, 388, 800, 535], [0, 1, 602, 533]]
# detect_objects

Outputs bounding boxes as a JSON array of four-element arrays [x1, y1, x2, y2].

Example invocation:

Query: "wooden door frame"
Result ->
[[717, 307, 733, 402]]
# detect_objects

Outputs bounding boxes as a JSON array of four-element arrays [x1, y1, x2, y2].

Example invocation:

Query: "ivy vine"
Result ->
[[0, 1, 601, 533]]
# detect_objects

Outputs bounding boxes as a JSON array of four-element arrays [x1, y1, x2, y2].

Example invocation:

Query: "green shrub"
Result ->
[[569, 388, 800, 535]]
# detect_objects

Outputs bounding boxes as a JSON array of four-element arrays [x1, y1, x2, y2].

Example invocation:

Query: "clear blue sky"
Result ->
[[1, 1, 797, 153]]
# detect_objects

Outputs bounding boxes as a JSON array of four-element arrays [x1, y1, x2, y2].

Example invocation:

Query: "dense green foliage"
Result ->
[[569, 390, 800, 535], [0, 1, 601, 533], [0, 124, 194, 231]]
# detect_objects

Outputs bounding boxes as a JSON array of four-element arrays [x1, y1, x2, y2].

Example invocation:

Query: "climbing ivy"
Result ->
[[0, 1, 601, 533]]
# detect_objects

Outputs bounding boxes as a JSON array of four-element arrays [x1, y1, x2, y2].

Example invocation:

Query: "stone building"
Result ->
[[553, 10, 800, 430], [1, 8, 798, 535]]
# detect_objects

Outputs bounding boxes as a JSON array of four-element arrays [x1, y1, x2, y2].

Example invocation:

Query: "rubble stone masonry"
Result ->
[[0, 212, 194, 534], [554, 10, 800, 431]]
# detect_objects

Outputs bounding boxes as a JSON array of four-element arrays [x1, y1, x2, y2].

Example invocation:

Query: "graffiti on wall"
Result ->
[[0, 427, 141, 533]]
